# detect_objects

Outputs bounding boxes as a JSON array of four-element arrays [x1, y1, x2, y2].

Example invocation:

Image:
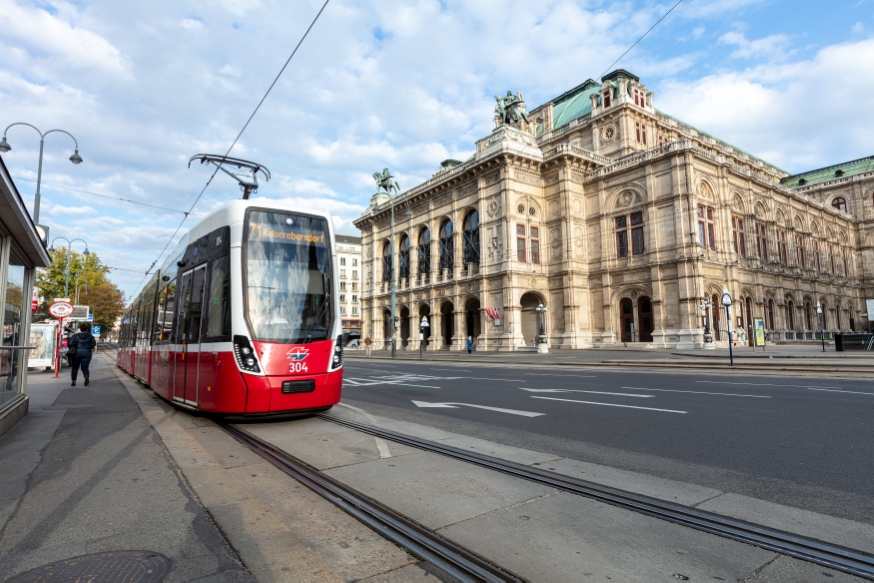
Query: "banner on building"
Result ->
[[867, 298, 874, 320], [485, 307, 501, 326]]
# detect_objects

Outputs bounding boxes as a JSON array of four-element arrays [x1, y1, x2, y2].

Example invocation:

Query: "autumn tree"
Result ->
[[34, 248, 126, 332]]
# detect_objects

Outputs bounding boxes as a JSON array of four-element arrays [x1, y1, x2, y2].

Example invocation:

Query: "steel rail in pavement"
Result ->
[[318, 414, 874, 581], [219, 423, 526, 583]]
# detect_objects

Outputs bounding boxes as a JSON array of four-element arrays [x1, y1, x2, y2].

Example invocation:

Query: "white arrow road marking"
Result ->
[[411, 400, 544, 417], [411, 400, 458, 408], [531, 396, 687, 414], [621, 387, 771, 398], [519, 388, 653, 398]]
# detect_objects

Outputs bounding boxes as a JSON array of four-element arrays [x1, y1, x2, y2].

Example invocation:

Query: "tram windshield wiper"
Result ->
[[300, 293, 331, 343]]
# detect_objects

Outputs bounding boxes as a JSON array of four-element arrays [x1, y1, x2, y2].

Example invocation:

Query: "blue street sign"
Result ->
[[87, 313, 94, 321], [92, 326, 101, 335]]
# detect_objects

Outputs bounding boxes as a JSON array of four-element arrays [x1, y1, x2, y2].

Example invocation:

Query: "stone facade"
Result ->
[[354, 70, 873, 351]]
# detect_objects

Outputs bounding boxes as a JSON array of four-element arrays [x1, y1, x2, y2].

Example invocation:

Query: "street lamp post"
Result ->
[[699, 299, 714, 348], [372, 174, 410, 359], [816, 303, 825, 352], [721, 288, 734, 366], [49, 237, 90, 298], [535, 302, 548, 354], [0, 123, 83, 225]]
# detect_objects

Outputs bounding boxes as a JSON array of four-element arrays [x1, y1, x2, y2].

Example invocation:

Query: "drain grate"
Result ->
[[6, 550, 172, 582]]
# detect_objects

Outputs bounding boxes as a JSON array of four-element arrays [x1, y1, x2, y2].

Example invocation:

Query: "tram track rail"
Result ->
[[219, 422, 527, 583], [318, 413, 874, 581]]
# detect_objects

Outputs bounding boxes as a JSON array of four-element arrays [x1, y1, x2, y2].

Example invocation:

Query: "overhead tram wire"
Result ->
[[597, 0, 685, 80], [130, 0, 332, 297], [11, 177, 193, 215]]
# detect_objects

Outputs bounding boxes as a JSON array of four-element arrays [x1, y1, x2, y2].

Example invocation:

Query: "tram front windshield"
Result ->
[[245, 211, 333, 343]]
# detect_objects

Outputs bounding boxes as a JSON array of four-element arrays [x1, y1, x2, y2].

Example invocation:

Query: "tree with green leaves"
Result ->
[[34, 248, 126, 333]]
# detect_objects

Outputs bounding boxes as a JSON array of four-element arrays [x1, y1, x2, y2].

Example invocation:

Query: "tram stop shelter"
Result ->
[[0, 154, 51, 437]]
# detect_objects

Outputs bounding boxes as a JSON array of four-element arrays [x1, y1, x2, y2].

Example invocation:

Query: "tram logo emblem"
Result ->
[[286, 347, 310, 361]]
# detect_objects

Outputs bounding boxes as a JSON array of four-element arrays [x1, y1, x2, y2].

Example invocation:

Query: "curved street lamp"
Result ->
[[0, 122, 83, 224], [816, 303, 825, 352], [49, 237, 90, 298]]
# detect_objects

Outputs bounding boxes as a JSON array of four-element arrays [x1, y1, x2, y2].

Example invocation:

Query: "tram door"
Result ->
[[174, 265, 206, 405]]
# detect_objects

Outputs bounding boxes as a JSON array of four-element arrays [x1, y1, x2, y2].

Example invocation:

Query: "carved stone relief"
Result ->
[[514, 170, 540, 186], [487, 198, 501, 218], [615, 190, 643, 209], [544, 171, 559, 184], [573, 198, 583, 214]]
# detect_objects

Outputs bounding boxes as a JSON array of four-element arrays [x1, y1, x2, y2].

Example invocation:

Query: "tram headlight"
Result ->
[[331, 335, 343, 370], [233, 335, 261, 374]]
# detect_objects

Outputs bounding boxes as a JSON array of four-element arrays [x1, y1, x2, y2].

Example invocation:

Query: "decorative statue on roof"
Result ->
[[373, 168, 400, 194], [494, 91, 530, 128]]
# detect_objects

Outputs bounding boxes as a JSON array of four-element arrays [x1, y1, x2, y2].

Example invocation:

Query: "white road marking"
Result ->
[[621, 387, 771, 398], [336, 403, 392, 458], [520, 388, 653, 398], [344, 376, 441, 388], [807, 388, 874, 396], [428, 368, 471, 372], [525, 373, 598, 378], [696, 380, 840, 389], [531, 396, 687, 414], [411, 400, 544, 417]]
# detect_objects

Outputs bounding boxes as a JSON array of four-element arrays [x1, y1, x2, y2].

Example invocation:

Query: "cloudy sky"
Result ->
[[2, 0, 873, 298]]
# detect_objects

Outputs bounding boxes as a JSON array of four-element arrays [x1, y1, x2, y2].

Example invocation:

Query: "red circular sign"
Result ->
[[49, 301, 74, 319]]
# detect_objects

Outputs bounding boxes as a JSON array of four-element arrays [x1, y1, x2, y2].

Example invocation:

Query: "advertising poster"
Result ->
[[29, 323, 57, 368], [754, 317, 765, 347]]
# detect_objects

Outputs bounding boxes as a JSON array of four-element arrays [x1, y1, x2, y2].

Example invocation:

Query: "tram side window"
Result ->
[[205, 255, 231, 339], [164, 280, 178, 344]]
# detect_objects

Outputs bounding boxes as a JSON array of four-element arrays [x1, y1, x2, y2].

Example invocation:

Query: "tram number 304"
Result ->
[[289, 362, 309, 373]]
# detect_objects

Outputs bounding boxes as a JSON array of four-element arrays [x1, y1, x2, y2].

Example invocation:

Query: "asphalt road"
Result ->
[[340, 359, 874, 524]]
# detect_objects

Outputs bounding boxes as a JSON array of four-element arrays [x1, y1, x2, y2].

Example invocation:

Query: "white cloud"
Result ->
[[718, 31, 793, 60], [0, 0, 130, 73], [658, 38, 874, 170]]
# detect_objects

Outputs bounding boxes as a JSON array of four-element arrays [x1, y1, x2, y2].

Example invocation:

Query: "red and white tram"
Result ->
[[117, 200, 343, 416]]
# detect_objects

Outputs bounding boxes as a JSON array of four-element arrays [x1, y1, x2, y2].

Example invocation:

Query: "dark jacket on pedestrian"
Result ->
[[68, 331, 96, 358]]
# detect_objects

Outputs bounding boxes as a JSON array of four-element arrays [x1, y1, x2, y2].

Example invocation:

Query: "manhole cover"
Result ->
[[6, 550, 171, 582]]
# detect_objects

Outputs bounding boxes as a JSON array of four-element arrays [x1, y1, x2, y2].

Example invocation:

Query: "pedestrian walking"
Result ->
[[68, 322, 97, 386], [466, 336, 473, 354], [364, 335, 373, 357]]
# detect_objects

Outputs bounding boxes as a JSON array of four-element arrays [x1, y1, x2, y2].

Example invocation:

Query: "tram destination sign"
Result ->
[[49, 301, 74, 319]]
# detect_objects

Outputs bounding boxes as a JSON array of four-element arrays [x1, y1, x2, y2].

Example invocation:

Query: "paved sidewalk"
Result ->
[[0, 357, 253, 582]]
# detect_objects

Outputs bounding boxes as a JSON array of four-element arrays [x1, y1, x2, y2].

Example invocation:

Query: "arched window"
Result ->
[[439, 220, 454, 271], [462, 210, 480, 267], [831, 197, 847, 212], [767, 299, 775, 330], [417, 228, 431, 275], [787, 301, 795, 330], [398, 235, 410, 280], [805, 302, 812, 330], [381, 241, 392, 283]]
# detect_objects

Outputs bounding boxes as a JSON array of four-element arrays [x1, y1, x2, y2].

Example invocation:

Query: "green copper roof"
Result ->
[[550, 79, 600, 129], [780, 155, 874, 188]]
